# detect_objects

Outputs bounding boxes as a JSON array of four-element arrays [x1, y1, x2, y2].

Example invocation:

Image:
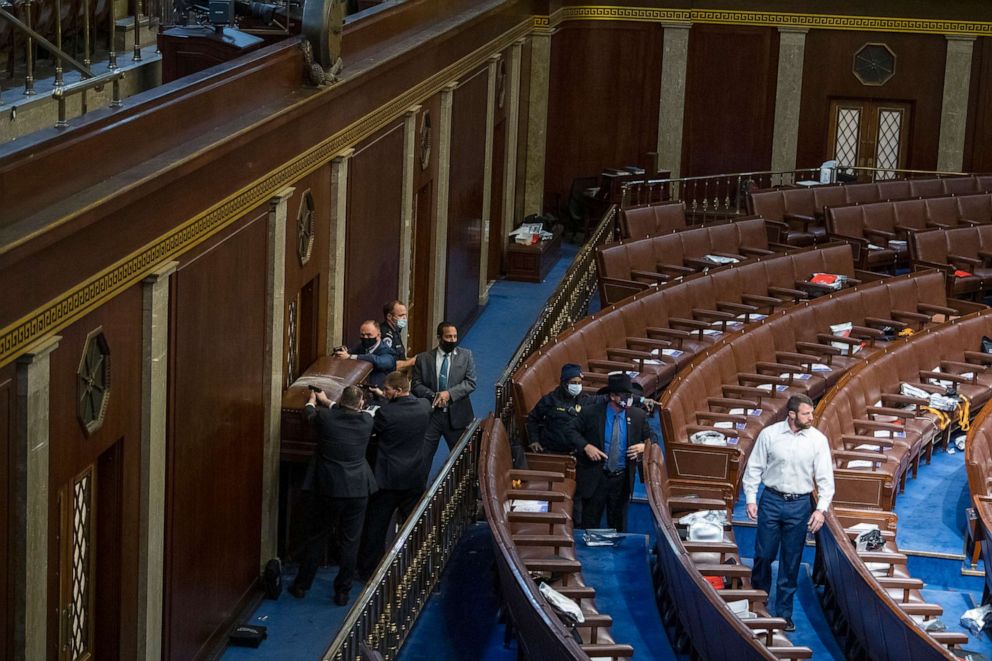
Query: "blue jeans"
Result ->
[[751, 489, 812, 619]]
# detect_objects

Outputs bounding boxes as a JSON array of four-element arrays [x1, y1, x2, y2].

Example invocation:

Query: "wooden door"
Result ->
[[827, 99, 911, 178], [56, 439, 122, 661]]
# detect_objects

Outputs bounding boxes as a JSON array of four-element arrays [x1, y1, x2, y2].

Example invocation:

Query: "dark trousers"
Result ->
[[358, 487, 423, 576], [293, 494, 368, 595], [752, 490, 812, 619], [422, 410, 466, 473], [579, 470, 630, 531]]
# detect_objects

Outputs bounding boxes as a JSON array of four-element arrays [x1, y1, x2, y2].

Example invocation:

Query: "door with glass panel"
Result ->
[[828, 100, 911, 179]]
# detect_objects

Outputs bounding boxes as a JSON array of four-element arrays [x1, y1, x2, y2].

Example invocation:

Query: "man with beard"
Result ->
[[742, 394, 835, 632]]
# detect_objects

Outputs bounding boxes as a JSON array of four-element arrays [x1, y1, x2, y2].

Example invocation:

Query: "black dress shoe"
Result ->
[[333, 590, 349, 606], [784, 618, 796, 632], [288, 585, 306, 599]]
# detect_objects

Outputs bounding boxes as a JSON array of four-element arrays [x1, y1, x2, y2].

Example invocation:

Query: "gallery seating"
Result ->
[[512, 244, 875, 444], [619, 201, 690, 239], [815, 308, 992, 509], [644, 444, 814, 660], [596, 218, 790, 305], [660, 270, 983, 497], [750, 176, 992, 248], [827, 194, 992, 270], [910, 224, 992, 298], [479, 416, 635, 659], [816, 508, 970, 659]]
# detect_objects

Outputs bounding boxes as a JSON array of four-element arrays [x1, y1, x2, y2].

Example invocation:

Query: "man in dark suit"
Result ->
[[358, 370, 432, 578], [569, 372, 651, 531], [334, 319, 397, 388], [412, 321, 477, 470], [290, 386, 377, 605]]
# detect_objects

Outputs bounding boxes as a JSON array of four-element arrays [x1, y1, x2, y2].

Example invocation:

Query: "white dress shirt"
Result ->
[[742, 420, 835, 512]]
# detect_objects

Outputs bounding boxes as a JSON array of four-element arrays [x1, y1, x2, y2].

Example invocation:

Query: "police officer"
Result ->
[[381, 300, 414, 370], [526, 363, 593, 454]]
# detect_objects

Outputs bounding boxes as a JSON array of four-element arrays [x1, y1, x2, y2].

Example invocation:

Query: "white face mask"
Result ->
[[566, 383, 582, 397], [395, 317, 408, 330]]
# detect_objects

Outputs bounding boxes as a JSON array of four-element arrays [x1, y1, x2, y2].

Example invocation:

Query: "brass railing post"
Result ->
[[23, 0, 35, 95], [54, 0, 66, 127], [133, 0, 142, 61], [108, 0, 118, 69]]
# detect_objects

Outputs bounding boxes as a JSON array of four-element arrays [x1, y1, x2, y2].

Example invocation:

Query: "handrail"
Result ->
[[322, 418, 482, 660], [493, 203, 617, 439], [618, 167, 974, 221]]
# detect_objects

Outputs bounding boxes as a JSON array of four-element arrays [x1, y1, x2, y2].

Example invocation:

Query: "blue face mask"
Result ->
[[396, 318, 408, 330], [566, 383, 582, 397]]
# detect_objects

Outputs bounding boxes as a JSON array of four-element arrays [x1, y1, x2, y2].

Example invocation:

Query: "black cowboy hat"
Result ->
[[596, 372, 634, 395]]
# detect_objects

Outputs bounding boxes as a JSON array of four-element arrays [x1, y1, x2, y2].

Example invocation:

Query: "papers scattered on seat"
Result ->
[[704, 254, 740, 265], [889, 240, 908, 249], [641, 359, 663, 366], [846, 460, 874, 469], [811, 363, 832, 372], [738, 313, 766, 321], [855, 444, 881, 452], [509, 499, 548, 513], [874, 430, 906, 438]]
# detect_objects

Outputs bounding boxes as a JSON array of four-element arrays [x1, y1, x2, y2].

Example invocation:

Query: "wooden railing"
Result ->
[[493, 203, 617, 440], [322, 418, 482, 661], [620, 167, 969, 223]]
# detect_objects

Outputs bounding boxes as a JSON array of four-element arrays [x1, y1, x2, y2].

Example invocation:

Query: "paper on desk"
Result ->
[[509, 499, 548, 513]]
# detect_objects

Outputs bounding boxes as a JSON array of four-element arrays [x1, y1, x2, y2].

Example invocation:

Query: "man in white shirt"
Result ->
[[742, 394, 835, 631]]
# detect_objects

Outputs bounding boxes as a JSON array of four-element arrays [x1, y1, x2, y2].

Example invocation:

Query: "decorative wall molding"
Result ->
[[0, 17, 534, 368], [2, 5, 988, 366], [545, 6, 992, 36]]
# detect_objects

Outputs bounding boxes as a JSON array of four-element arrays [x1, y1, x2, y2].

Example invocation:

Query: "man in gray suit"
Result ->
[[412, 321, 477, 469]]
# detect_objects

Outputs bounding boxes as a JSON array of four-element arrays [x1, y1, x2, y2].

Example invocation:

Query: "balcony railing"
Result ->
[[620, 166, 970, 222]]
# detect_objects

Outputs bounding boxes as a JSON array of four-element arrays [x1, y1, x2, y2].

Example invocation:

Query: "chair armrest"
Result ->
[[768, 286, 809, 301], [864, 316, 908, 330], [942, 359, 982, 373], [879, 393, 928, 407], [965, 351, 992, 365], [693, 308, 736, 322], [667, 496, 729, 511], [867, 406, 917, 420], [796, 341, 841, 357], [930, 632, 970, 647], [606, 347, 652, 361], [506, 511, 568, 525], [506, 489, 566, 502], [897, 603, 944, 617], [695, 411, 748, 424], [708, 397, 759, 410], [768, 647, 814, 660], [722, 384, 771, 401], [917, 302, 958, 316], [920, 369, 973, 384], [948, 254, 981, 267], [738, 372, 787, 387], [682, 541, 738, 553], [685, 424, 740, 438], [580, 644, 634, 658], [629, 269, 671, 284], [656, 263, 696, 276], [865, 227, 897, 241], [523, 558, 582, 573], [890, 309, 930, 324], [741, 293, 783, 308], [833, 450, 887, 465], [853, 419, 904, 433], [586, 359, 635, 372], [669, 317, 710, 331], [511, 533, 574, 548], [739, 246, 774, 257], [858, 551, 907, 564], [841, 434, 896, 450], [508, 469, 564, 483]]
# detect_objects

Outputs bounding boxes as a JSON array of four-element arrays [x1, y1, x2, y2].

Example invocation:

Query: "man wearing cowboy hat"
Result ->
[[568, 372, 651, 530]]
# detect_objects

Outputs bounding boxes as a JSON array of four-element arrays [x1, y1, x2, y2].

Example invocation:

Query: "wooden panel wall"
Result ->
[[345, 124, 405, 347], [796, 30, 947, 170], [0, 364, 12, 661], [409, 96, 443, 354], [488, 50, 511, 281], [964, 37, 992, 173], [445, 69, 488, 329], [165, 213, 268, 660], [46, 285, 144, 660], [682, 24, 779, 177], [283, 167, 332, 376], [545, 22, 664, 204]]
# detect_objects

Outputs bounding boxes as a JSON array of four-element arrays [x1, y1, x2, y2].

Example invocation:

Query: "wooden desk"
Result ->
[[505, 231, 562, 282], [280, 356, 372, 461]]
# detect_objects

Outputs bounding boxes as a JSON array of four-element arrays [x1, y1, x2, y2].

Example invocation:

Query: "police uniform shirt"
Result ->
[[381, 320, 406, 359]]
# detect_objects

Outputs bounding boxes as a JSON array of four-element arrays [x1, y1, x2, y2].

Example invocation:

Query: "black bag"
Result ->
[[982, 336, 992, 354], [261, 558, 282, 599], [229, 624, 267, 648]]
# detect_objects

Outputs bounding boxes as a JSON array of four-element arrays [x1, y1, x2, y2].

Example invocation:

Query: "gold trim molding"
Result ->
[[548, 6, 992, 36], [2, 4, 990, 366], [0, 18, 533, 368]]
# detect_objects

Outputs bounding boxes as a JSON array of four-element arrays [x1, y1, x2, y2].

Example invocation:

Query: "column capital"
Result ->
[[405, 104, 423, 117], [946, 34, 978, 43], [144, 260, 178, 284], [332, 147, 356, 164], [269, 186, 295, 206], [778, 26, 809, 35], [488, 53, 502, 64], [661, 21, 692, 30], [16, 335, 61, 364]]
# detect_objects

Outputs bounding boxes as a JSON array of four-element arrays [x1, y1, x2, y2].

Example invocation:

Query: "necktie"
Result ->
[[607, 414, 621, 472], [439, 353, 449, 392]]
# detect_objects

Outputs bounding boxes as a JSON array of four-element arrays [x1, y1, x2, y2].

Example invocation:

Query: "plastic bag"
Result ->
[[900, 383, 930, 401], [539, 582, 585, 625], [960, 604, 992, 635], [855, 527, 884, 552], [690, 430, 728, 446]]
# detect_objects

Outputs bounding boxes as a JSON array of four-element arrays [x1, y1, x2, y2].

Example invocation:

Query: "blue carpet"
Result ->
[[921, 587, 992, 657], [396, 524, 516, 661], [221, 566, 366, 660], [426, 241, 581, 481], [574, 533, 677, 659], [893, 446, 970, 555]]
